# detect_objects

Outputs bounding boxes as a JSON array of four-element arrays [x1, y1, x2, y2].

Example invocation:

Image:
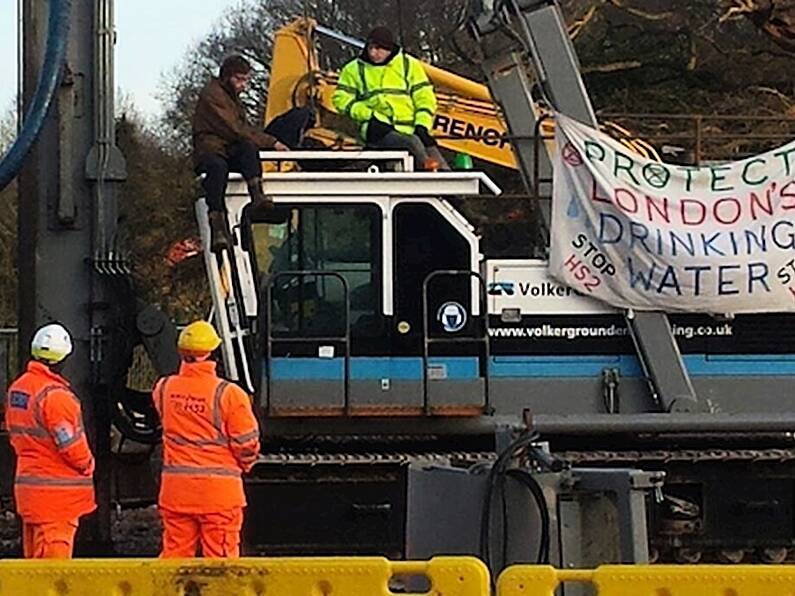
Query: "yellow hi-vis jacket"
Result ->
[[332, 50, 437, 140]]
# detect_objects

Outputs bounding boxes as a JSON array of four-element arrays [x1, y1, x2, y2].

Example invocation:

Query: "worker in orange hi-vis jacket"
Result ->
[[4, 323, 96, 559], [153, 320, 260, 558]]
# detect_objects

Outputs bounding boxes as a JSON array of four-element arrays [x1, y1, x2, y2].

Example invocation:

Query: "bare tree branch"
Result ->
[[607, 0, 674, 21]]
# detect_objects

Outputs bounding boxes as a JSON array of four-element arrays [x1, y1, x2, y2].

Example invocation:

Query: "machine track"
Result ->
[[557, 445, 795, 564], [257, 440, 795, 564], [557, 446, 795, 465], [257, 449, 496, 466]]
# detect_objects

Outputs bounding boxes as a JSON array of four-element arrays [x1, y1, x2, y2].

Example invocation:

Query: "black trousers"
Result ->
[[195, 140, 262, 213]]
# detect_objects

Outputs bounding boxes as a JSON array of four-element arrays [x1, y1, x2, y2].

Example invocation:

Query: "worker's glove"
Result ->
[[415, 125, 437, 147], [366, 118, 394, 143]]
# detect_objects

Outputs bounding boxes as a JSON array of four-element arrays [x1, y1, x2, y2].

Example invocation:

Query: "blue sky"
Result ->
[[0, 0, 239, 118]]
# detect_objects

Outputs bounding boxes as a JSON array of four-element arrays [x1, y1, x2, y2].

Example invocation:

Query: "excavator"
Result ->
[[265, 17, 659, 174], [6, 0, 795, 572], [195, 1, 795, 568]]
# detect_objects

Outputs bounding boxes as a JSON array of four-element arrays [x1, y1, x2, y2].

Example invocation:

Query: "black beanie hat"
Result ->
[[366, 26, 395, 50]]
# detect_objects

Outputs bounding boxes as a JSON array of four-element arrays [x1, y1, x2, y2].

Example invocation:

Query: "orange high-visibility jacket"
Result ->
[[4, 361, 96, 523], [153, 360, 260, 513]]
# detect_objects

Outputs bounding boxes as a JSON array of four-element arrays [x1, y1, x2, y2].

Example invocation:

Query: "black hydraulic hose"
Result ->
[[479, 430, 539, 576], [505, 468, 551, 564], [0, 0, 72, 191], [480, 430, 563, 577]]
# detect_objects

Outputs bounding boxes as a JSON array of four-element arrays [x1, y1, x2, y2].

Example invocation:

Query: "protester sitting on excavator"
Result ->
[[192, 54, 290, 253], [332, 26, 448, 171]]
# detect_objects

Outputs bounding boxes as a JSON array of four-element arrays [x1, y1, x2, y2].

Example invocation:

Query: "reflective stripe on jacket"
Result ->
[[4, 361, 96, 523], [153, 360, 260, 513], [332, 50, 437, 139]]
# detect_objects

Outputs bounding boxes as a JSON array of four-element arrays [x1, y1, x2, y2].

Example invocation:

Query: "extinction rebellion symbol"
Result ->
[[562, 142, 583, 167]]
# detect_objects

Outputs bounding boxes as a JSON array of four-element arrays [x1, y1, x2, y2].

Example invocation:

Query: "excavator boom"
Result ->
[[266, 18, 516, 168], [266, 18, 656, 172]]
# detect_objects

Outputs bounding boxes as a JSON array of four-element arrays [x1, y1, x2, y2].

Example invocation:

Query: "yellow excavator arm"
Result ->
[[265, 18, 656, 169]]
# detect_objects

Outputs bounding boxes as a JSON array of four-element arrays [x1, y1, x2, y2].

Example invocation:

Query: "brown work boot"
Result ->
[[246, 177, 277, 217], [208, 211, 230, 253], [245, 199, 291, 225], [246, 195, 275, 218], [247, 178, 269, 205], [245, 177, 290, 224]]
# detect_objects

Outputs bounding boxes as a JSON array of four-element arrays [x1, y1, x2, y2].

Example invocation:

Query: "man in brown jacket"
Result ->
[[193, 54, 288, 252]]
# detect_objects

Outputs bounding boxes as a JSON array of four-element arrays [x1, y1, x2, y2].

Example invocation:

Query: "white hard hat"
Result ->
[[31, 323, 73, 363]]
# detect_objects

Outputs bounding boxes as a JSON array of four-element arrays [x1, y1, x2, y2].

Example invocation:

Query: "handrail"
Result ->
[[421, 269, 492, 416], [265, 270, 351, 416]]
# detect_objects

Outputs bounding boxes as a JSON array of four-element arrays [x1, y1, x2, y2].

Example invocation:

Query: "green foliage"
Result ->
[[116, 112, 210, 323]]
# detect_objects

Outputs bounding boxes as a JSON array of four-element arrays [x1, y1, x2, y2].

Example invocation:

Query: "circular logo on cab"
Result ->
[[437, 302, 467, 333]]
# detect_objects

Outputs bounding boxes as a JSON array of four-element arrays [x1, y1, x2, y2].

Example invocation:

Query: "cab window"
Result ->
[[250, 204, 382, 339]]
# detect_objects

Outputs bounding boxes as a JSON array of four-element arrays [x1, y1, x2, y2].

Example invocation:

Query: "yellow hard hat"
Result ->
[[178, 320, 221, 354]]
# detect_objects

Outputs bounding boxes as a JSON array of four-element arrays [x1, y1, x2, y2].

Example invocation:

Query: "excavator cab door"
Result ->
[[392, 200, 489, 415], [249, 201, 384, 415]]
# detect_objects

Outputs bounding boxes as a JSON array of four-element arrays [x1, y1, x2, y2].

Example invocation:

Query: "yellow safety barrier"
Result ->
[[498, 564, 795, 595], [0, 556, 489, 596]]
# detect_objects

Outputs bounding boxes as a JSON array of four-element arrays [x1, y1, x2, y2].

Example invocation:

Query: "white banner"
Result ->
[[549, 112, 795, 313]]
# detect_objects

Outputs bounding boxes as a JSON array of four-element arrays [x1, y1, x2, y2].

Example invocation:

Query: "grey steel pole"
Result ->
[[19, 0, 126, 554]]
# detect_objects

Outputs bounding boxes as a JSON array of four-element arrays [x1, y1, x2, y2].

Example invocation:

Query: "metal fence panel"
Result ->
[[0, 556, 490, 596], [0, 329, 18, 403], [498, 565, 795, 595]]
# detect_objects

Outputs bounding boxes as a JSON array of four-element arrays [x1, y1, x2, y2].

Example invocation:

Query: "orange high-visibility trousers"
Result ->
[[160, 507, 243, 558], [22, 520, 78, 559]]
